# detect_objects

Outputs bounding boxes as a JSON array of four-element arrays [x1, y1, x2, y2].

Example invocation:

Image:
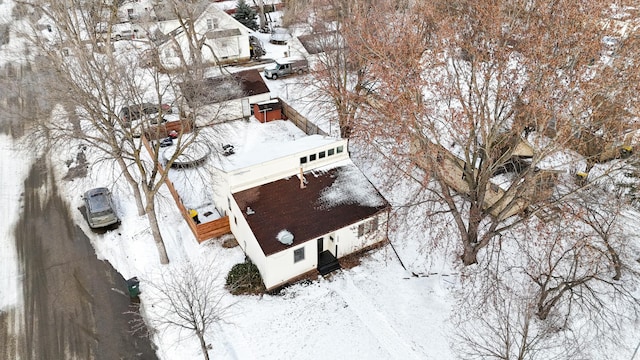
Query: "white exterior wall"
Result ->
[[228, 190, 317, 291], [260, 210, 388, 290], [203, 36, 250, 63], [228, 138, 349, 192], [228, 193, 268, 275], [118, 0, 155, 21], [158, 5, 251, 70], [194, 93, 271, 127], [262, 241, 317, 290], [333, 211, 388, 258]]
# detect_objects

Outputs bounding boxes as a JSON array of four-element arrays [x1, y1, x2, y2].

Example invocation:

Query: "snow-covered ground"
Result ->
[[0, 10, 459, 360], [23, 110, 458, 360], [3, 3, 640, 360]]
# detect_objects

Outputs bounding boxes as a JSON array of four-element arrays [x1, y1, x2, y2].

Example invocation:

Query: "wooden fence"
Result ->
[[141, 134, 231, 243], [280, 98, 328, 136]]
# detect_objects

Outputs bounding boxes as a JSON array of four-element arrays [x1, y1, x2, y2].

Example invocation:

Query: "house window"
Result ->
[[309, 154, 317, 161], [207, 19, 218, 30], [336, 146, 344, 153], [369, 216, 379, 233], [300, 156, 307, 164], [357, 216, 379, 237], [319, 151, 326, 159], [294, 248, 305, 263], [328, 148, 335, 156]]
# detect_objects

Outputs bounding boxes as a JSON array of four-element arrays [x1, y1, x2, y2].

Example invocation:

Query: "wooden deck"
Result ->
[[141, 134, 231, 243]]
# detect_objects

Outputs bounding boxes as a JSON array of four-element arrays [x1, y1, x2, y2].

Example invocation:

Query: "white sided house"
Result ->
[[209, 124, 389, 290], [118, 0, 156, 22], [157, 3, 251, 70]]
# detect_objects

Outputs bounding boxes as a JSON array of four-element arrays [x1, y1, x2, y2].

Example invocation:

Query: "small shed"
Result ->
[[253, 99, 283, 123]]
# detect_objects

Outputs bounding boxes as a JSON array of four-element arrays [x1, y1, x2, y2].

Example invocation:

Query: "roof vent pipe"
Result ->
[[276, 230, 294, 245]]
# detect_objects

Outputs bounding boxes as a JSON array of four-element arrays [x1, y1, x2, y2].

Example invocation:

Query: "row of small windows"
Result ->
[[300, 146, 344, 165]]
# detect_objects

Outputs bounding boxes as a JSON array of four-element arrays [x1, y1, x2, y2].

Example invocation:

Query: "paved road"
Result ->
[[0, 155, 158, 360]]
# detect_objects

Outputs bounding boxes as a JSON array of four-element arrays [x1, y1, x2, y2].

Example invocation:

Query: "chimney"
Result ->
[[299, 167, 306, 189]]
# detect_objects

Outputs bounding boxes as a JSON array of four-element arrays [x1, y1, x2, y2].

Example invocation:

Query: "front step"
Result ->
[[318, 250, 341, 275]]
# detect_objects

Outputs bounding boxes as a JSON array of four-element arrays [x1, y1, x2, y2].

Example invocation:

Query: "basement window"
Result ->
[[300, 156, 307, 164], [336, 146, 344, 154], [319, 151, 326, 159], [309, 154, 317, 161], [328, 148, 335, 156], [294, 247, 305, 263]]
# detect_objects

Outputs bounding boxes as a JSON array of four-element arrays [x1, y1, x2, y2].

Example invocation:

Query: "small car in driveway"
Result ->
[[83, 187, 119, 228]]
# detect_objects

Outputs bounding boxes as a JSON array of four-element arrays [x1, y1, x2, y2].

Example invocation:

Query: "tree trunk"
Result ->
[[115, 156, 145, 216], [461, 242, 479, 266], [145, 193, 169, 264], [603, 238, 622, 281], [197, 329, 210, 360], [256, 0, 266, 30], [461, 203, 482, 265]]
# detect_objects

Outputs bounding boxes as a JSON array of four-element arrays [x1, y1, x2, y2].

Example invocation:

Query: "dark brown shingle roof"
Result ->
[[180, 69, 269, 105], [233, 165, 389, 257]]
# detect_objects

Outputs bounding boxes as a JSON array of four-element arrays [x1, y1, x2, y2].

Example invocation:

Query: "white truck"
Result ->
[[263, 57, 309, 80]]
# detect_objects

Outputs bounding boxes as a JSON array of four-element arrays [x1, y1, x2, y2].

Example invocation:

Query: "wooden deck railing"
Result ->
[[141, 132, 231, 243]]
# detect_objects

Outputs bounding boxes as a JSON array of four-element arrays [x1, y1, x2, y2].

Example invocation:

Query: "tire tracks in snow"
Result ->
[[331, 272, 420, 360]]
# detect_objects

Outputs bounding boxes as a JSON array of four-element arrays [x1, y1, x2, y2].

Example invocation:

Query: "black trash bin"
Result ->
[[126, 277, 141, 298]]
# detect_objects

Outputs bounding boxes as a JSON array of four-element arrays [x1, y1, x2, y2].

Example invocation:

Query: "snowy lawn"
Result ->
[[25, 106, 457, 360]]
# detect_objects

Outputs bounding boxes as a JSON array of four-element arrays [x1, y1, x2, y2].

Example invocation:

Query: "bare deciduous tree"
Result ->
[[342, 0, 640, 266], [453, 288, 585, 360], [145, 260, 233, 360], [297, 0, 379, 138], [18, 0, 229, 263]]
